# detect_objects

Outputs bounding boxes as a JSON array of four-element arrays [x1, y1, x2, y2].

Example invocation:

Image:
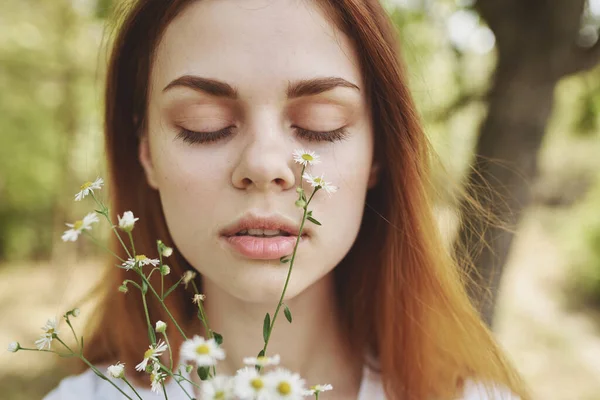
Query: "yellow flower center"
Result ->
[[144, 349, 154, 359], [314, 178, 324, 186], [73, 220, 83, 230], [195, 344, 210, 355], [214, 391, 225, 399], [80, 181, 92, 190], [251, 378, 264, 390], [256, 356, 268, 364], [135, 255, 148, 262], [47, 328, 55, 335], [301, 154, 313, 161], [277, 382, 291, 395]]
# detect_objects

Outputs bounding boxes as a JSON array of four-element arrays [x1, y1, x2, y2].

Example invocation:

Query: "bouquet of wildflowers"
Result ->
[[8, 150, 337, 400]]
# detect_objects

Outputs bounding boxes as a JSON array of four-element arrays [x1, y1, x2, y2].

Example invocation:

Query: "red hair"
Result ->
[[83, 1, 530, 399]]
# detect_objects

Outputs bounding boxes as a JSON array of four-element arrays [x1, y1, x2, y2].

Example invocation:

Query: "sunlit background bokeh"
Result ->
[[1, 0, 600, 399]]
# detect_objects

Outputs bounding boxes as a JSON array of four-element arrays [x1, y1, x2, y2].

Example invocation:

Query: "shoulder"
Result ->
[[459, 379, 521, 400], [43, 367, 124, 400]]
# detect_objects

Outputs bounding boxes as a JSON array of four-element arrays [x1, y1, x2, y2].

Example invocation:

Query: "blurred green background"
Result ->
[[1, 0, 600, 399]]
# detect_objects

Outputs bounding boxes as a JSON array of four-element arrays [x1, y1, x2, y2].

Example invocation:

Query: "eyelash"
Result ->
[[176, 126, 349, 145]]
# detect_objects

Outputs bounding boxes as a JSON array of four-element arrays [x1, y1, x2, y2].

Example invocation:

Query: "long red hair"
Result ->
[[83, 1, 530, 399]]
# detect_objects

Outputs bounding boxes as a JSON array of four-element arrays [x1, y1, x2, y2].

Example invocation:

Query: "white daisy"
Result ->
[[34, 318, 59, 350], [121, 255, 159, 270], [150, 363, 166, 393], [7, 342, 20, 353], [135, 340, 168, 372], [107, 362, 125, 379], [233, 367, 269, 399], [180, 335, 225, 367], [61, 212, 100, 242], [302, 173, 338, 195], [202, 375, 235, 400], [74, 177, 104, 201], [303, 384, 333, 396], [243, 354, 281, 368], [265, 368, 306, 400], [118, 211, 139, 232], [293, 149, 321, 166]]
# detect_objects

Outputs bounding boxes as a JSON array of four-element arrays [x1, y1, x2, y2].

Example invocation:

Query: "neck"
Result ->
[[198, 272, 364, 397]]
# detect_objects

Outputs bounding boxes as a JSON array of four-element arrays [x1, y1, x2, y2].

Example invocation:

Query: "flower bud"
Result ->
[[182, 270, 197, 289], [118, 211, 139, 233], [7, 342, 20, 353], [185, 364, 194, 374], [295, 199, 307, 208], [160, 265, 171, 276], [296, 187, 304, 194], [107, 362, 125, 379], [118, 284, 128, 294], [155, 320, 167, 334], [72, 308, 80, 318]]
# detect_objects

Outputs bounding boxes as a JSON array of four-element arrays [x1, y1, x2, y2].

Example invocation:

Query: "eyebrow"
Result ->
[[162, 75, 360, 99]]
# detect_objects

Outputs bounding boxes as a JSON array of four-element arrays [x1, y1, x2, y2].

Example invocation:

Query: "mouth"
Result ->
[[220, 213, 311, 260]]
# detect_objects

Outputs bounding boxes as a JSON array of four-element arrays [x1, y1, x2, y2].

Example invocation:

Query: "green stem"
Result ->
[[163, 332, 173, 371], [18, 346, 71, 356], [173, 373, 202, 389], [162, 384, 170, 400], [127, 231, 136, 257], [161, 366, 194, 400], [123, 378, 144, 400], [261, 188, 316, 359], [158, 242, 165, 299], [65, 319, 79, 351], [79, 356, 135, 400], [140, 281, 156, 345], [142, 275, 188, 340], [82, 231, 125, 262], [90, 192, 132, 259]]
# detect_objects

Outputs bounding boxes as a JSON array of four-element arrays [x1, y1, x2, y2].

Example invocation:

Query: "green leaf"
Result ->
[[257, 350, 265, 358], [307, 210, 313, 216], [263, 313, 271, 343], [307, 216, 321, 226], [148, 325, 157, 344], [163, 276, 184, 299], [212, 331, 223, 345], [141, 280, 148, 294], [279, 256, 290, 263], [197, 366, 210, 381], [80, 336, 84, 350], [284, 304, 292, 323]]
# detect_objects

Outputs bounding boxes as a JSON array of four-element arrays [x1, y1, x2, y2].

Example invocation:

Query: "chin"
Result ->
[[225, 268, 309, 304]]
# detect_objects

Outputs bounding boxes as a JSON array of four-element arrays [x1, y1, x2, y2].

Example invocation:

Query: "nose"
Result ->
[[231, 119, 296, 192]]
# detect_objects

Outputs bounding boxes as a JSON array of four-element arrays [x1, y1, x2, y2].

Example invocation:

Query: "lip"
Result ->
[[219, 212, 311, 260]]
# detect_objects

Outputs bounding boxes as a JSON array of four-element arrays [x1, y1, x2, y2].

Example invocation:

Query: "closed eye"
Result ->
[[176, 126, 350, 145]]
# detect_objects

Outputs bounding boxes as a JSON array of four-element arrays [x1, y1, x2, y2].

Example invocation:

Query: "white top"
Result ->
[[43, 365, 520, 399]]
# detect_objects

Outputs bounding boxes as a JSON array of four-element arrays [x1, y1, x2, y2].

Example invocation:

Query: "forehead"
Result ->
[[152, 0, 362, 98]]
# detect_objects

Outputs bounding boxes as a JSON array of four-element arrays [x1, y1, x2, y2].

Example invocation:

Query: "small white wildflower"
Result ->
[[182, 270, 197, 289], [118, 211, 139, 233], [202, 375, 234, 400], [302, 173, 338, 195], [180, 335, 225, 367], [292, 149, 321, 166], [243, 354, 281, 368], [234, 367, 269, 399], [155, 321, 167, 334], [107, 362, 125, 379], [265, 368, 306, 399], [192, 293, 206, 304], [61, 212, 99, 242], [135, 340, 168, 372], [7, 342, 20, 353], [303, 383, 333, 396], [34, 318, 59, 350], [150, 363, 166, 393], [121, 258, 136, 270], [74, 177, 104, 201]]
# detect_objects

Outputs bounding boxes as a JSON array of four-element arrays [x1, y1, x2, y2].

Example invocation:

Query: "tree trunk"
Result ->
[[456, 0, 600, 327]]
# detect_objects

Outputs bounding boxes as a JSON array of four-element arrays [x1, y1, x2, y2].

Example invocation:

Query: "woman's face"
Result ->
[[140, 0, 378, 303]]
